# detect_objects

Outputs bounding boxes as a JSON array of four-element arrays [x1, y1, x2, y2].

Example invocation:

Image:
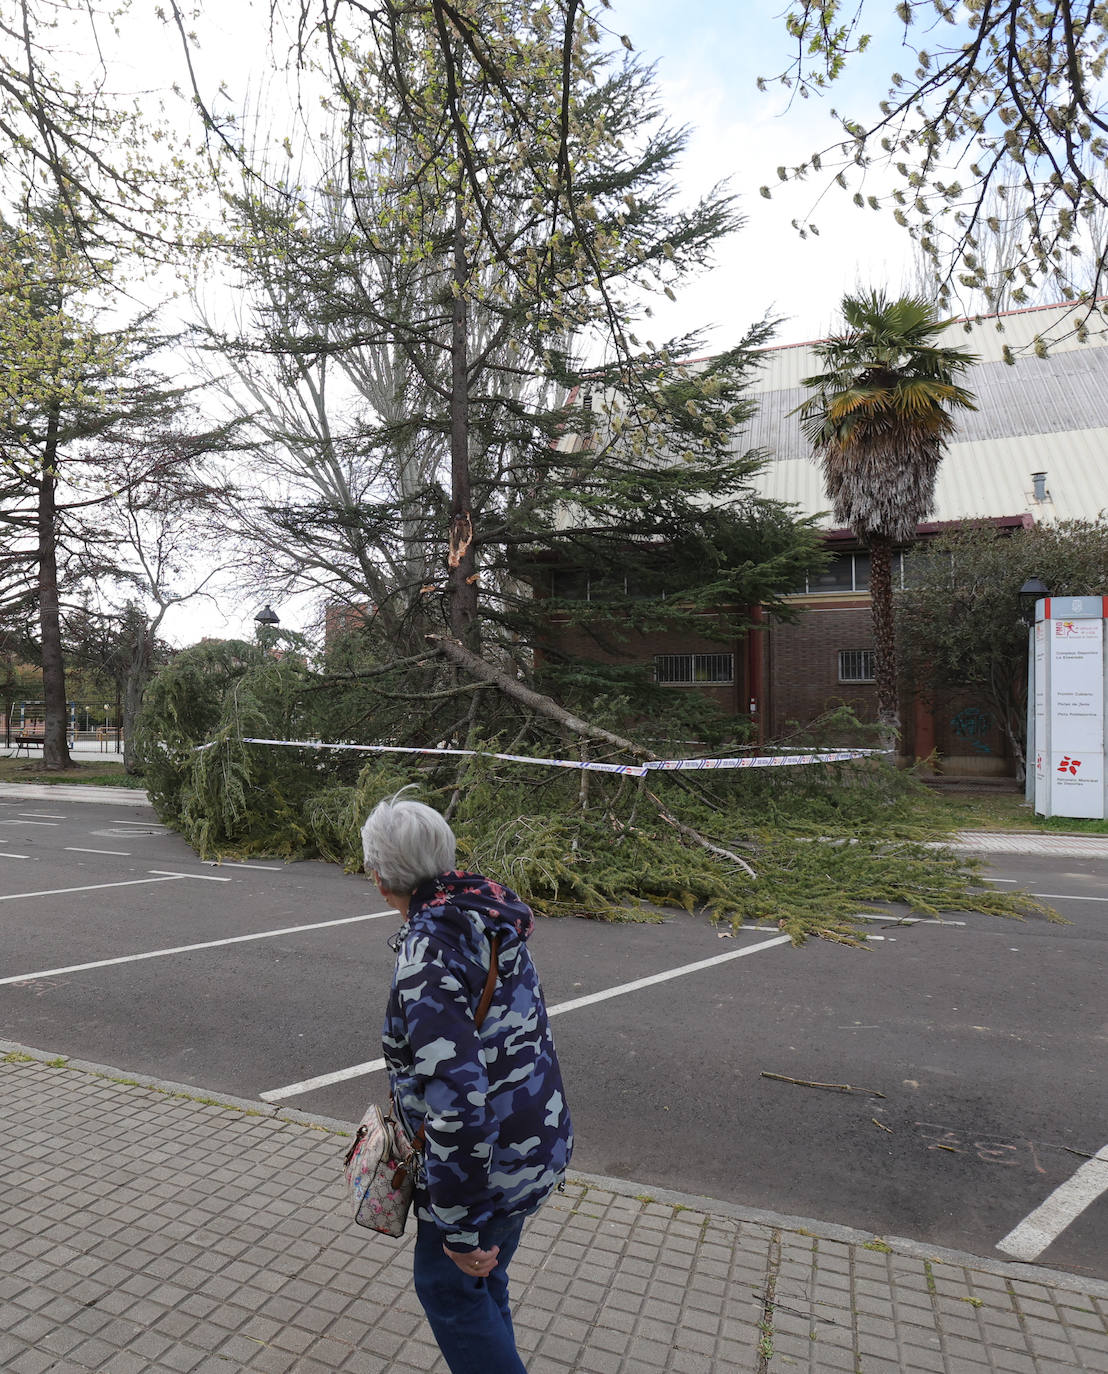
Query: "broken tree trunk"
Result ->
[[428, 635, 656, 760], [427, 636, 757, 880]]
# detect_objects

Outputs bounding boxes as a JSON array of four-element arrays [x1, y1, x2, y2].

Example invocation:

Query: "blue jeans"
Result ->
[[413, 1211, 529, 1374]]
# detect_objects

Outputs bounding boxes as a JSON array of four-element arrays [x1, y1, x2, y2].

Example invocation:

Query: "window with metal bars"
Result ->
[[654, 653, 734, 685], [838, 649, 875, 683]]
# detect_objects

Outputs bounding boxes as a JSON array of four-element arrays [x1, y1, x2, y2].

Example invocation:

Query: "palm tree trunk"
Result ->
[[868, 534, 900, 752]]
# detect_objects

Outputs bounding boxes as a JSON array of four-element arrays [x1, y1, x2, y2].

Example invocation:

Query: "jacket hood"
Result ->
[[408, 870, 535, 948]]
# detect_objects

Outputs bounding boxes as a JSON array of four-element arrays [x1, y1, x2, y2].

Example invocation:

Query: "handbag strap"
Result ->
[[473, 932, 502, 1027], [406, 932, 502, 1156]]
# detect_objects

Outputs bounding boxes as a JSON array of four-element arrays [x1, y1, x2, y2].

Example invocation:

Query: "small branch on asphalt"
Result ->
[[760, 1072, 886, 1099]]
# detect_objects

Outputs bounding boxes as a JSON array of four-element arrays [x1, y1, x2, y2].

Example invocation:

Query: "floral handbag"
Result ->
[[342, 931, 501, 1238], [343, 1101, 420, 1238]]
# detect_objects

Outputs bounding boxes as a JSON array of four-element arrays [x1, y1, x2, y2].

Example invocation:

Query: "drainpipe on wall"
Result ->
[[748, 605, 765, 747]]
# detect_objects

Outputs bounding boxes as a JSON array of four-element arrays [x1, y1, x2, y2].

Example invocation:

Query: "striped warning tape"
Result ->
[[195, 736, 880, 777], [645, 751, 877, 771]]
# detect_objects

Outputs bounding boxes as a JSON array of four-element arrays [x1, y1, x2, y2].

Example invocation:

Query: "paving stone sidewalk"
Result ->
[[0, 781, 152, 806], [949, 830, 1108, 859], [2, 1046, 1106, 1374]]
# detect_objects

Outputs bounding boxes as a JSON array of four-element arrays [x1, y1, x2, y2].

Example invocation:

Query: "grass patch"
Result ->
[[0, 756, 145, 788], [921, 787, 1108, 835]]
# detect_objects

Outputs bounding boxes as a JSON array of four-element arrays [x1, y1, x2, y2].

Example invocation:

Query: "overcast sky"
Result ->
[[604, 0, 922, 350]]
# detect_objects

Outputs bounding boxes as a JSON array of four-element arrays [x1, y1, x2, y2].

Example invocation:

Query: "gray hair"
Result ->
[[360, 786, 456, 894]]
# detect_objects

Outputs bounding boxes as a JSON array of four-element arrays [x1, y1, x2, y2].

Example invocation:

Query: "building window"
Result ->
[[549, 568, 588, 599], [794, 550, 908, 595], [549, 569, 634, 600], [655, 653, 735, 686], [808, 553, 856, 592], [838, 649, 875, 683], [853, 552, 871, 589]]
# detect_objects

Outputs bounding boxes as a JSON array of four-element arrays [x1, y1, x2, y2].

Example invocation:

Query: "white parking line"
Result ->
[[0, 875, 187, 903], [0, 852, 33, 860], [849, 914, 966, 926], [203, 862, 283, 872], [545, 933, 793, 1017], [1031, 891, 1108, 903], [997, 1143, 1108, 1260], [0, 819, 59, 827], [261, 1057, 389, 1100], [984, 878, 1105, 903], [65, 847, 132, 856], [19, 813, 66, 819], [259, 931, 793, 1102], [148, 870, 233, 882], [0, 911, 390, 986]]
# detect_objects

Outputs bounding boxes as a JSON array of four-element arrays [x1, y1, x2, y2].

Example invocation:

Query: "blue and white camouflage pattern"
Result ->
[[382, 871, 573, 1253]]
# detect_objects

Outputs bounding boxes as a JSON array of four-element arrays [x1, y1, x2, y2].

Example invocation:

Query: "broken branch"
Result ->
[[647, 788, 757, 878], [428, 634, 655, 759]]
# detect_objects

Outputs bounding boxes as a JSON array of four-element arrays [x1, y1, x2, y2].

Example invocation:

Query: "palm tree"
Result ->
[[796, 291, 977, 746]]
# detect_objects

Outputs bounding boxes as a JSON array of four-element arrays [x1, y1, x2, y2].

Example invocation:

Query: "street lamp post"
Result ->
[[1018, 576, 1050, 626], [254, 605, 280, 648], [1019, 578, 1050, 801]]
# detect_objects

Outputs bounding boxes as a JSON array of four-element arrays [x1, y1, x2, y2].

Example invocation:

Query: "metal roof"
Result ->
[[748, 302, 1108, 527]]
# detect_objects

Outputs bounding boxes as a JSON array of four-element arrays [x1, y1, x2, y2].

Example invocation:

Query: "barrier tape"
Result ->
[[195, 736, 878, 777], [644, 751, 875, 771]]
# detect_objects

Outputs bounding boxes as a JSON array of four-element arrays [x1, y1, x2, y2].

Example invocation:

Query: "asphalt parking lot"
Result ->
[[0, 788, 1104, 1285]]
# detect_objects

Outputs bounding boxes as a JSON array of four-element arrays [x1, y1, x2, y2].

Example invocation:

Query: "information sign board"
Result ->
[[1033, 597, 1107, 819]]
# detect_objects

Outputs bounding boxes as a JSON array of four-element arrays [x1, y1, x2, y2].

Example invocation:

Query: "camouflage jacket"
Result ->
[[383, 871, 573, 1251]]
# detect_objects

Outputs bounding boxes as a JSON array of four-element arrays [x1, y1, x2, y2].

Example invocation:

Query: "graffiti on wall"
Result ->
[[949, 705, 993, 754]]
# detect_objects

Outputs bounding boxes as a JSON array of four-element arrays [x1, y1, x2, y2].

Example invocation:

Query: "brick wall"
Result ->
[[765, 603, 877, 738], [544, 615, 744, 715], [323, 602, 370, 647], [766, 605, 1015, 772]]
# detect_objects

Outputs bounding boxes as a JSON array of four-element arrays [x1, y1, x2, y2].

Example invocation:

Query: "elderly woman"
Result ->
[[361, 788, 572, 1374]]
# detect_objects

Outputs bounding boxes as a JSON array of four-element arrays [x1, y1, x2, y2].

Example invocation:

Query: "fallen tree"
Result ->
[[134, 637, 1046, 942]]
